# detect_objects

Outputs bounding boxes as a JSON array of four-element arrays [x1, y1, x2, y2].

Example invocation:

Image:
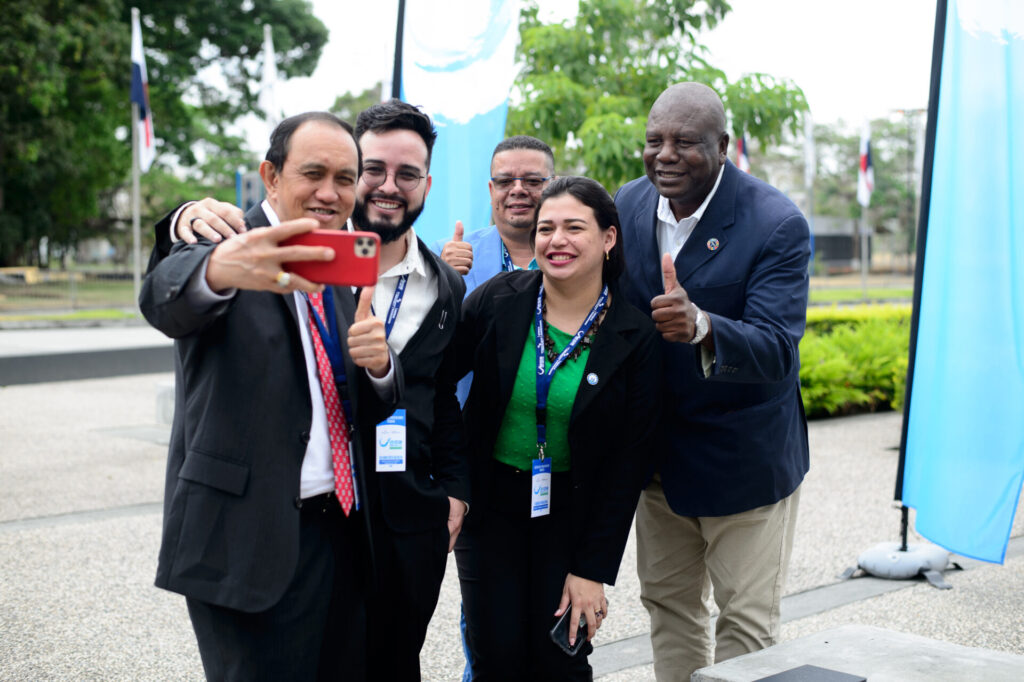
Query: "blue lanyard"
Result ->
[[533, 282, 608, 458], [376, 274, 409, 340], [501, 242, 516, 272]]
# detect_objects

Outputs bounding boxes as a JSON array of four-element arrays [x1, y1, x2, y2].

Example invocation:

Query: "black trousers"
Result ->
[[365, 510, 450, 681], [186, 494, 368, 682], [455, 466, 593, 681]]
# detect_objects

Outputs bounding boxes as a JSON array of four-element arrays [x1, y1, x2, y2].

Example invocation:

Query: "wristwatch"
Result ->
[[689, 305, 709, 345]]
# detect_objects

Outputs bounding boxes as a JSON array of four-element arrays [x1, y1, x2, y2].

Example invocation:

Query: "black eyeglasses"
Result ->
[[362, 164, 426, 191], [490, 176, 550, 191]]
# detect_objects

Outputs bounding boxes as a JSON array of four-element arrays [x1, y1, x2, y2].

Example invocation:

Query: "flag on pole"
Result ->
[[857, 120, 873, 207], [258, 24, 282, 136], [900, 0, 1024, 563], [130, 8, 155, 172], [392, 0, 520, 245], [736, 135, 750, 173]]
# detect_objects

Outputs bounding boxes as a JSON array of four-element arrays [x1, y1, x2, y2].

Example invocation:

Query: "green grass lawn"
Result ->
[[809, 287, 913, 304]]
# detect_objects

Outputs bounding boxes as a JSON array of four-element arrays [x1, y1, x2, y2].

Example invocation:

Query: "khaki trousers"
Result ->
[[636, 476, 800, 682]]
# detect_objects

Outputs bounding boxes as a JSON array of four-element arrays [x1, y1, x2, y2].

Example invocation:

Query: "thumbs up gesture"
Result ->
[[440, 220, 474, 275], [650, 253, 700, 344], [347, 286, 391, 377]]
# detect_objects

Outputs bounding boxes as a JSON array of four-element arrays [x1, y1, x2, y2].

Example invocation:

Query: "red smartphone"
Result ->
[[280, 230, 380, 287]]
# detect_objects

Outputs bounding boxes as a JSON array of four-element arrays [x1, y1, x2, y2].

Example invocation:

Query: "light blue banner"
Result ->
[[903, 0, 1024, 563], [399, 0, 520, 246]]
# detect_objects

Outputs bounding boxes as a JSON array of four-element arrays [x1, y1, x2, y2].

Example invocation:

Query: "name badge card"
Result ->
[[376, 409, 407, 472], [531, 458, 551, 518]]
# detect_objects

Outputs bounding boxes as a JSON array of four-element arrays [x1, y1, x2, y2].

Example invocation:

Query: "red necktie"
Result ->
[[306, 292, 354, 515]]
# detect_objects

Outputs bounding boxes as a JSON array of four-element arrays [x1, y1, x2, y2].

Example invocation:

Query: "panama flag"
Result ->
[[736, 135, 750, 173], [856, 120, 873, 207], [130, 8, 155, 172], [900, 0, 1024, 563], [393, 0, 520, 245]]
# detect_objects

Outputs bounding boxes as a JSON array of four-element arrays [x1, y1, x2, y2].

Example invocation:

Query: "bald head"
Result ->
[[643, 82, 729, 219], [651, 83, 727, 137]]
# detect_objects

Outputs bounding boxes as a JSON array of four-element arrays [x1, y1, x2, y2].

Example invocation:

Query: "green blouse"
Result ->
[[493, 322, 590, 473]]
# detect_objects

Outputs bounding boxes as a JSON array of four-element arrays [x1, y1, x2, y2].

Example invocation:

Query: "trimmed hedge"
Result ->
[[800, 305, 911, 419]]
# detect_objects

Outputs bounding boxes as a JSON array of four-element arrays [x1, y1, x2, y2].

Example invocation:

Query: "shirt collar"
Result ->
[[379, 228, 426, 279], [262, 200, 280, 226], [656, 164, 725, 226]]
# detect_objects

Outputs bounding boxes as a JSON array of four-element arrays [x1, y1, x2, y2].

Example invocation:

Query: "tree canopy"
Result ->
[[507, 0, 808, 191], [0, 0, 327, 267]]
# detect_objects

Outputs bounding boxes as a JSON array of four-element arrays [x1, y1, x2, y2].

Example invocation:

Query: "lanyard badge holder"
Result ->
[[531, 283, 608, 518], [375, 274, 409, 472]]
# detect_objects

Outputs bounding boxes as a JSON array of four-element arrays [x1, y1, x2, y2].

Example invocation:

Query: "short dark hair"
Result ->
[[265, 112, 359, 172], [491, 135, 555, 174], [355, 99, 438, 169], [533, 176, 625, 282]]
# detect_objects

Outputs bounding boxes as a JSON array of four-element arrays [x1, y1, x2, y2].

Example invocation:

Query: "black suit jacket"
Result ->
[[615, 160, 811, 517], [140, 205, 401, 612], [373, 237, 469, 533], [456, 270, 661, 585]]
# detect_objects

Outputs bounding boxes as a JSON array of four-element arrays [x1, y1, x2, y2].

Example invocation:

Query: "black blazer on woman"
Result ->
[[456, 270, 662, 585]]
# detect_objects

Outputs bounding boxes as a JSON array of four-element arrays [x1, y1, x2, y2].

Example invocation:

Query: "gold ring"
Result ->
[[275, 271, 291, 287]]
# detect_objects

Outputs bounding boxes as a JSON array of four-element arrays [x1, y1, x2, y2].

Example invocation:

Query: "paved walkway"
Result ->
[[1, 328, 1022, 680]]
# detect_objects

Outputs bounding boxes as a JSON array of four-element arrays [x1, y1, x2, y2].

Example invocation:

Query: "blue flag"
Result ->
[[395, 0, 520, 245], [902, 0, 1024, 563]]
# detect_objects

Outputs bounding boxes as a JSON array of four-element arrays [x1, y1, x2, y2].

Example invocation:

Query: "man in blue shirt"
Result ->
[[433, 135, 554, 294]]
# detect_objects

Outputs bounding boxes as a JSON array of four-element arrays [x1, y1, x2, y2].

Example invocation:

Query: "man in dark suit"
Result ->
[[615, 83, 811, 681], [140, 112, 400, 681], [154, 101, 471, 680], [349, 100, 468, 680]]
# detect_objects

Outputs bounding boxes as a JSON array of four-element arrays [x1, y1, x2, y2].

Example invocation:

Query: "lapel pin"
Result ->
[[706, 238, 720, 251], [586, 373, 599, 385]]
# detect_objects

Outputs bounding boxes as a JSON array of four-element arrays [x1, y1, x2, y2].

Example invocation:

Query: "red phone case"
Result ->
[[280, 230, 380, 287]]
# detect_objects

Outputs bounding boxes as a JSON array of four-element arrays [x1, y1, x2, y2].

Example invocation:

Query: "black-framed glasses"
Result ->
[[490, 175, 550, 191], [362, 164, 426, 192]]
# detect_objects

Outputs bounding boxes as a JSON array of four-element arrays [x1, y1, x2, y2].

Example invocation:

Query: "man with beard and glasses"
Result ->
[[151, 101, 469, 680], [350, 99, 468, 680]]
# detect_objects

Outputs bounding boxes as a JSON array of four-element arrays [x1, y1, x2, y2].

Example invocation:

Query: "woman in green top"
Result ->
[[454, 176, 662, 680]]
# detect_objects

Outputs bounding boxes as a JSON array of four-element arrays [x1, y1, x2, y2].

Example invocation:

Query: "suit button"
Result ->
[[294, 496, 303, 509], [299, 431, 310, 444]]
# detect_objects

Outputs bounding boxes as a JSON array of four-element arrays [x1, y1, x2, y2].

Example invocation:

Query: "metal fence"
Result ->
[[0, 266, 136, 313]]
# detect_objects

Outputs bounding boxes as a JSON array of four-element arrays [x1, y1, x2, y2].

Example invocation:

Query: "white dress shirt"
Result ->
[[655, 165, 725, 261], [184, 200, 395, 499]]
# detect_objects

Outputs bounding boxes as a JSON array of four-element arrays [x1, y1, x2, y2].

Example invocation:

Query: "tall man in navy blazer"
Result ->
[[615, 83, 810, 681]]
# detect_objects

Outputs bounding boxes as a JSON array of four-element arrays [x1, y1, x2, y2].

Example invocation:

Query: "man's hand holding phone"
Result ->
[[205, 218, 331, 294]]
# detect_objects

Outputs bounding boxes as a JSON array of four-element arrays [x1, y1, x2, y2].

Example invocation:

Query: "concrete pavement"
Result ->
[[1, 331, 1022, 680]]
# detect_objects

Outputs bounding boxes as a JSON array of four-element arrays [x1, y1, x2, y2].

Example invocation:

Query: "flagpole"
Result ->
[[389, 0, 405, 98], [895, 0, 948, 551], [131, 101, 142, 308]]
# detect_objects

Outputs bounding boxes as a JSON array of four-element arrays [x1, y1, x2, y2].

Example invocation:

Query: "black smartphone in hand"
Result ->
[[549, 606, 587, 656]]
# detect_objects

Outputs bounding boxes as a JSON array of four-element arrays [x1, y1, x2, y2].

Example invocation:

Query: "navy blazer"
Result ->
[[140, 205, 401, 612], [615, 160, 811, 517], [456, 270, 662, 585]]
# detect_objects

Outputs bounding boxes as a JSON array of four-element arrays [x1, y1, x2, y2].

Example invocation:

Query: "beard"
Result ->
[[351, 194, 424, 245]]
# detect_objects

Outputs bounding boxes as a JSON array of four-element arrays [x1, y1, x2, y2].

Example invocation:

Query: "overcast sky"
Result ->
[[243, 0, 938, 150]]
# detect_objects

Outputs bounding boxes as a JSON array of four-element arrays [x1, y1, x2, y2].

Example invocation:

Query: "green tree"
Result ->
[[507, 0, 807, 191], [0, 0, 128, 266], [330, 83, 383, 125], [0, 0, 328, 267]]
